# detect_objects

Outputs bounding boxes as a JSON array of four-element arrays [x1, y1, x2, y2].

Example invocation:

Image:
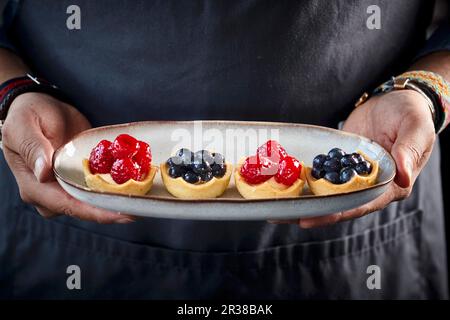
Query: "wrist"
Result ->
[[356, 71, 450, 133], [0, 75, 70, 150], [401, 89, 436, 125], [373, 89, 435, 121], [0, 74, 69, 121]]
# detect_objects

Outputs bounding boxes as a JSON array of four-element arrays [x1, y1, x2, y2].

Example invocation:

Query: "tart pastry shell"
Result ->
[[82, 159, 157, 195], [305, 152, 379, 196], [160, 162, 232, 199], [234, 160, 306, 199]]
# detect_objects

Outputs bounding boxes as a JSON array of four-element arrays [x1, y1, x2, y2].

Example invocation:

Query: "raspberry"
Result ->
[[111, 134, 140, 159], [240, 155, 271, 185], [88, 140, 114, 174], [110, 158, 140, 184], [133, 140, 152, 176], [260, 156, 279, 176], [274, 156, 302, 186], [256, 140, 287, 163]]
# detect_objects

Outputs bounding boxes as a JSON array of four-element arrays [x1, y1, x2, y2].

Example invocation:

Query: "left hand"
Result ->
[[287, 90, 435, 228]]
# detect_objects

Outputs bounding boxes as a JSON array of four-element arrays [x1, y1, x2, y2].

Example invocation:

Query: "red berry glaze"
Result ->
[[256, 140, 287, 162], [111, 134, 140, 159], [274, 156, 302, 186], [240, 140, 302, 186], [88, 140, 114, 174], [88, 134, 152, 184], [110, 158, 141, 184], [240, 155, 271, 185], [133, 140, 152, 177]]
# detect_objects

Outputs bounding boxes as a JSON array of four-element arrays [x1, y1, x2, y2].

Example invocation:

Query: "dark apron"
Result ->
[[0, 0, 447, 299]]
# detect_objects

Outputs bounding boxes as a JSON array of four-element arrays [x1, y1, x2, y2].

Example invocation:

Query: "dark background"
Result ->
[[0, 0, 449, 292]]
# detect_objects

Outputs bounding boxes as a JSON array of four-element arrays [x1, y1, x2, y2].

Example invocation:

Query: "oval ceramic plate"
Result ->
[[53, 121, 396, 220]]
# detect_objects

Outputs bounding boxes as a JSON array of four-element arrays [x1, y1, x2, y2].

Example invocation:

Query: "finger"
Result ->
[[390, 116, 434, 188], [35, 182, 136, 223], [5, 148, 135, 224], [298, 212, 342, 229], [2, 113, 55, 182], [267, 219, 299, 224], [299, 182, 399, 228], [35, 205, 61, 219], [339, 188, 395, 222]]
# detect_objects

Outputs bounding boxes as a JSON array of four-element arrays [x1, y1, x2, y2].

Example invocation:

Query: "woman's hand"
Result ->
[[1, 92, 135, 223], [297, 90, 436, 228]]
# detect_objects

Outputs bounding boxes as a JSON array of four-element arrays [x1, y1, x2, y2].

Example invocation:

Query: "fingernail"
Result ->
[[33, 157, 45, 181], [117, 218, 135, 224]]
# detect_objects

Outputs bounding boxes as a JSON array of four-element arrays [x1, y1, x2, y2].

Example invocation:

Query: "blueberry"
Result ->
[[323, 158, 341, 173], [340, 167, 357, 183], [168, 165, 184, 178], [176, 148, 193, 165], [176, 148, 190, 157], [211, 152, 225, 165], [183, 171, 200, 184], [324, 171, 341, 184], [200, 171, 213, 182], [191, 159, 211, 175], [192, 151, 202, 162], [211, 163, 226, 177], [195, 150, 215, 166], [355, 161, 372, 175], [328, 148, 346, 160], [166, 156, 183, 167], [352, 152, 364, 164], [313, 154, 327, 169], [340, 154, 358, 168], [311, 167, 325, 179]]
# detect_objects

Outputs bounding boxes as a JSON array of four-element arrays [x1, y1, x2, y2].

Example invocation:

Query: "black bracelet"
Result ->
[[0, 74, 70, 121], [408, 80, 444, 131]]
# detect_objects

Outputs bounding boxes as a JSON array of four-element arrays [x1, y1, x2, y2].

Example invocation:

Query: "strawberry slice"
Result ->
[[88, 140, 114, 174], [274, 156, 302, 186], [110, 158, 140, 184]]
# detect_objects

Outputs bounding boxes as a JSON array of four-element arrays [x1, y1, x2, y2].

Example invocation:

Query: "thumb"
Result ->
[[391, 142, 414, 189], [32, 141, 54, 183], [390, 119, 432, 189], [6, 121, 55, 183]]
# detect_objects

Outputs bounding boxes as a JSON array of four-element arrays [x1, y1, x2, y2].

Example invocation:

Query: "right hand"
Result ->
[[1, 92, 135, 224]]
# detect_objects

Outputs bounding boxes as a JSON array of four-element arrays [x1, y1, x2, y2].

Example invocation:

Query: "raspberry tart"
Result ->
[[160, 148, 232, 199], [305, 148, 379, 195], [234, 140, 306, 199], [82, 134, 157, 195]]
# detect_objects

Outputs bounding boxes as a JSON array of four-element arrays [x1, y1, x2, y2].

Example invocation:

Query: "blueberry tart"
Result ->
[[160, 148, 232, 199], [305, 148, 379, 195]]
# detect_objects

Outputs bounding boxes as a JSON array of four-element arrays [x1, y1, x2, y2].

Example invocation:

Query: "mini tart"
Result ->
[[82, 159, 157, 195], [305, 152, 379, 196], [234, 159, 306, 199], [160, 162, 233, 199]]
